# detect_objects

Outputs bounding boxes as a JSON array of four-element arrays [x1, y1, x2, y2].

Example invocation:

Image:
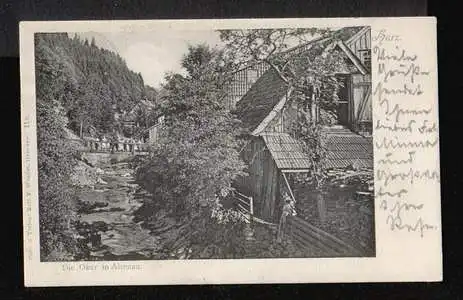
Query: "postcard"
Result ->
[[20, 17, 441, 286]]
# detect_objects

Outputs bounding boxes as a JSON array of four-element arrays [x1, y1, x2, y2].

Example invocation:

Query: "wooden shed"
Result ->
[[235, 132, 311, 222]]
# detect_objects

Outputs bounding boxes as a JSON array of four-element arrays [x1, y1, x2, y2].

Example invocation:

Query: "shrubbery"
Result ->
[[36, 100, 78, 260]]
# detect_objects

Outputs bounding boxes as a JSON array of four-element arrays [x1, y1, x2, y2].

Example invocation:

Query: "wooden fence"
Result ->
[[229, 189, 364, 256], [229, 190, 278, 227], [83, 140, 150, 154], [230, 190, 254, 223], [286, 215, 364, 257]]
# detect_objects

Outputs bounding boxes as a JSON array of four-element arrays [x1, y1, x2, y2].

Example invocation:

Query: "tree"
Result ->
[[138, 45, 246, 218], [36, 33, 153, 139], [35, 32, 165, 259], [136, 46, 248, 258], [219, 28, 356, 189], [144, 85, 159, 105], [138, 45, 252, 258]]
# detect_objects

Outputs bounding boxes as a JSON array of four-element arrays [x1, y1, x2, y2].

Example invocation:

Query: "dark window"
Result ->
[[335, 74, 350, 127], [358, 49, 371, 70]]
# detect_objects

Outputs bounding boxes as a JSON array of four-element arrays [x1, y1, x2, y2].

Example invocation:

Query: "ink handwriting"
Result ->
[[378, 62, 430, 84], [379, 99, 432, 122], [373, 45, 417, 62], [375, 137, 439, 150], [376, 168, 440, 187], [371, 29, 401, 44], [373, 81, 424, 102], [386, 215, 435, 238], [374, 29, 439, 237], [378, 151, 416, 165]]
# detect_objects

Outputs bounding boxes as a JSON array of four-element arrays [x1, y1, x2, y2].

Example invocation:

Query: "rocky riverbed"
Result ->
[[73, 159, 163, 260]]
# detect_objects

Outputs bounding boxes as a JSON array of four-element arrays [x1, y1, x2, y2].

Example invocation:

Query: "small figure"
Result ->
[[277, 192, 296, 242], [110, 131, 119, 153]]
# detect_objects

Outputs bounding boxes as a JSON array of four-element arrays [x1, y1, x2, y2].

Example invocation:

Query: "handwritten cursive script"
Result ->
[[374, 29, 438, 238]]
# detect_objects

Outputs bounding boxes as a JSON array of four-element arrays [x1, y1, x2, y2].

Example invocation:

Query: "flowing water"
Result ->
[[74, 160, 162, 260]]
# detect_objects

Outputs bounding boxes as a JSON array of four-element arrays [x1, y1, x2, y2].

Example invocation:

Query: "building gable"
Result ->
[[234, 26, 371, 135], [335, 41, 369, 75], [345, 26, 371, 66], [234, 68, 289, 133]]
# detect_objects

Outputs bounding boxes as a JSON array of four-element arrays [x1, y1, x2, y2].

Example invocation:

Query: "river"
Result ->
[[73, 159, 162, 261]]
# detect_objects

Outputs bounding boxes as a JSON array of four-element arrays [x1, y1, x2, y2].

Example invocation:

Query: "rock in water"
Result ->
[[70, 160, 98, 187], [97, 177, 108, 185], [95, 168, 105, 175]]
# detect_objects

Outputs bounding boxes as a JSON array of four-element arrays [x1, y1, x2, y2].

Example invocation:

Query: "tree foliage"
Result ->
[[37, 100, 80, 260], [35, 34, 80, 260], [136, 44, 247, 219], [35, 33, 158, 138]]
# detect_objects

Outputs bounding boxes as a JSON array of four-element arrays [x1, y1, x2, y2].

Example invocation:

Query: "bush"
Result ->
[[37, 100, 79, 260]]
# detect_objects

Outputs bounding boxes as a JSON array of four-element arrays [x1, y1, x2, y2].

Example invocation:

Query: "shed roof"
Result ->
[[261, 127, 373, 171], [235, 69, 289, 133], [321, 126, 373, 169], [261, 132, 312, 170]]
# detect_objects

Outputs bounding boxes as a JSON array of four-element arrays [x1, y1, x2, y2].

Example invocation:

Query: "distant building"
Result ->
[[143, 115, 165, 145]]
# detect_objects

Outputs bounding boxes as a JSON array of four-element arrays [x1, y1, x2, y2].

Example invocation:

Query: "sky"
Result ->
[[72, 28, 341, 89], [73, 30, 223, 89]]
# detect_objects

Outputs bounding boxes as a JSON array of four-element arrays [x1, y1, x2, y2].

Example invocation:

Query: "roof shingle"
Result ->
[[261, 133, 312, 170], [321, 126, 373, 169]]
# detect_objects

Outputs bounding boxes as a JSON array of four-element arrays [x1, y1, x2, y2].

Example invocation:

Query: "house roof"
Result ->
[[261, 127, 373, 171], [234, 26, 369, 134], [321, 126, 373, 169], [235, 68, 289, 133], [122, 99, 156, 121], [261, 133, 312, 170]]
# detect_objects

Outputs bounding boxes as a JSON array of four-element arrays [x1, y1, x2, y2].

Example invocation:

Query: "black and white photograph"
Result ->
[[34, 25, 375, 262]]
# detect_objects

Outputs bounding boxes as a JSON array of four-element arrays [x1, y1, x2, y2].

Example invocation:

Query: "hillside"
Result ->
[[35, 33, 157, 138]]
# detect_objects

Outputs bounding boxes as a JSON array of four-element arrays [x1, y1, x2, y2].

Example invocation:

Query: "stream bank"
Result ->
[[72, 157, 162, 260]]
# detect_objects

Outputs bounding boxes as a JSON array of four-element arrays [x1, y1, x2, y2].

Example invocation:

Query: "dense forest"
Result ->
[[35, 33, 157, 138]]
